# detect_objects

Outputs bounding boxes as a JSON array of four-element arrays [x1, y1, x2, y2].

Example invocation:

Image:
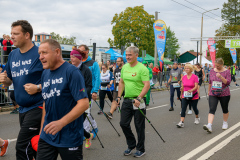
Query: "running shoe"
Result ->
[[176, 121, 184, 128], [91, 128, 98, 139], [97, 110, 103, 114], [187, 110, 192, 115], [106, 112, 113, 119], [133, 150, 146, 158], [203, 124, 212, 133], [236, 84, 239, 87], [169, 107, 174, 111], [124, 148, 133, 156], [0, 140, 9, 157], [194, 118, 200, 124], [85, 133, 94, 148], [222, 121, 228, 130]]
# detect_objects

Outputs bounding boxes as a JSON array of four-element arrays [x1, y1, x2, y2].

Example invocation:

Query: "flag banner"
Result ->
[[153, 20, 167, 71], [207, 38, 216, 67], [229, 48, 237, 63]]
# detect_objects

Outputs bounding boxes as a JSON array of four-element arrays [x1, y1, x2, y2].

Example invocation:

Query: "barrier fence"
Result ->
[[152, 70, 240, 89]]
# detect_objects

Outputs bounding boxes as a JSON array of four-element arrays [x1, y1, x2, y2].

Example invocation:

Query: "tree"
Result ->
[[215, 0, 240, 66], [164, 26, 180, 59], [222, 0, 240, 25], [50, 32, 76, 45], [108, 5, 155, 56]]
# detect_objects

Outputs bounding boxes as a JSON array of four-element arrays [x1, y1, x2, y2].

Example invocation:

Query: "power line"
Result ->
[[184, 0, 222, 18], [171, 0, 222, 22]]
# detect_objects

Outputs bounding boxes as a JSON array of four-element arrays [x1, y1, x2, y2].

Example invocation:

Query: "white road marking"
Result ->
[[178, 122, 240, 160], [8, 138, 17, 142], [147, 104, 169, 110], [197, 130, 240, 160]]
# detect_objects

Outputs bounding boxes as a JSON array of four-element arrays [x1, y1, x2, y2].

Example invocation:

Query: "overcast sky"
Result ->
[[0, 0, 227, 54]]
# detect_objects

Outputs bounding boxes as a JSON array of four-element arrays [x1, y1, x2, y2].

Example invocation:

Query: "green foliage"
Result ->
[[50, 32, 76, 45], [221, 0, 240, 25], [215, 0, 240, 65], [164, 26, 180, 59], [108, 5, 155, 56], [107, 38, 114, 47]]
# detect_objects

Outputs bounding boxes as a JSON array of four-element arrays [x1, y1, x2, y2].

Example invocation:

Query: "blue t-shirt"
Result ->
[[40, 62, 88, 147], [5, 45, 44, 113]]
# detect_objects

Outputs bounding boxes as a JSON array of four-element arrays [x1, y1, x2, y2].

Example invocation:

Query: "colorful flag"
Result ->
[[207, 38, 216, 67], [153, 20, 167, 71], [229, 48, 237, 63]]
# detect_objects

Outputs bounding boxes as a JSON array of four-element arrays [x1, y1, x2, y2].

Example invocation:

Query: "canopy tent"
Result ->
[[186, 55, 212, 65], [105, 48, 123, 61], [143, 54, 173, 65]]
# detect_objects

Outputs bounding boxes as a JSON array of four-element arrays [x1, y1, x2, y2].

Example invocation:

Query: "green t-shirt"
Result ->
[[147, 67, 153, 79], [121, 62, 149, 98]]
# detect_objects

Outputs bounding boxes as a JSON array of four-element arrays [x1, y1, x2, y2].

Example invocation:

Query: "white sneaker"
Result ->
[[203, 124, 212, 133], [187, 110, 192, 115], [222, 121, 228, 130], [194, 118, 200, 124], [176, 121, 184, 128]]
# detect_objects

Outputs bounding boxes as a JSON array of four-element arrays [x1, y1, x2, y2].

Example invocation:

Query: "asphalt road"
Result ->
[[1, 81, 240, 160]]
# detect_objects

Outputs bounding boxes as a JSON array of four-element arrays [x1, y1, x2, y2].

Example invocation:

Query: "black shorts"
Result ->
[[113, 91, 125, 100], [231, 75, 236, 82], [37, 138, 83, 160]]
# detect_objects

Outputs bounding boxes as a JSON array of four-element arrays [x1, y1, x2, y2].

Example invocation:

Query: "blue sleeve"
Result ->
[[68, 68, 88, 101], [110, 71, 114, 81], [91, 62, 100, 93]]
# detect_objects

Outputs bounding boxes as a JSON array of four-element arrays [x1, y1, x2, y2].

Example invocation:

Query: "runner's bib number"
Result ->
[[9, 84, 14, 91], [101, 86, 108, 90], [184, 91, 192, 98], [212, 81, 222, 89], [133, 101, 146, 110], [173, 83, 180, 88]]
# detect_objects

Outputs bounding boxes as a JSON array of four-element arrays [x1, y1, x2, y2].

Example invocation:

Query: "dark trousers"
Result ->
[[181, 98, 199, 117], [99, 90, 113, 110], [170, 85, 181, 108], [16, 107, 42, 160], [120, 98, 146, 152], [37, 138, 83, 160]]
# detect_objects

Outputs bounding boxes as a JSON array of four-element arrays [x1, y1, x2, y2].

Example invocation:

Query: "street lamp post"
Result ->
[[200, 8, 219, 65]]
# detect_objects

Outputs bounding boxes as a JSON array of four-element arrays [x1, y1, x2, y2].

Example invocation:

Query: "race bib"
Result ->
[[9, 84, 14, 91], [116, 86, 118, 92], [184, 91, 192, 97], [101, 86, 108, 90], [212, 81, 222, 89], [133, 101, 146, 110], [173, 83, 180, 88], [150, 79, 154, 86]]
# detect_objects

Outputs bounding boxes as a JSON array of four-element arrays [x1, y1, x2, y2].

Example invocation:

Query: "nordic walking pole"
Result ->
[[150, 89, 154, 104], [166, 84, 176, 107], [105, 100, 112, 108], [132, 100, 165, 143], [95, 101, 120, 137], [203, 81, 209, 101], [85, 113, 104, 148]]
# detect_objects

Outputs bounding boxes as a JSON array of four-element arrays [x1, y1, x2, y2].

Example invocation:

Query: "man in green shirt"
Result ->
[[142, 61, 153, 106], [230, 63, 239, 87], [117, 46, 150, 158]]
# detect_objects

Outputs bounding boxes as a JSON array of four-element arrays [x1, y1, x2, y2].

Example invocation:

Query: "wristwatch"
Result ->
[[37, 84, 41, 92]]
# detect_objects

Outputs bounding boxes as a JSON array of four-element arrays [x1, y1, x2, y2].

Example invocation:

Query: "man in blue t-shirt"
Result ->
[[37, 39, 88, 160], [0, 20, 44, 160]]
